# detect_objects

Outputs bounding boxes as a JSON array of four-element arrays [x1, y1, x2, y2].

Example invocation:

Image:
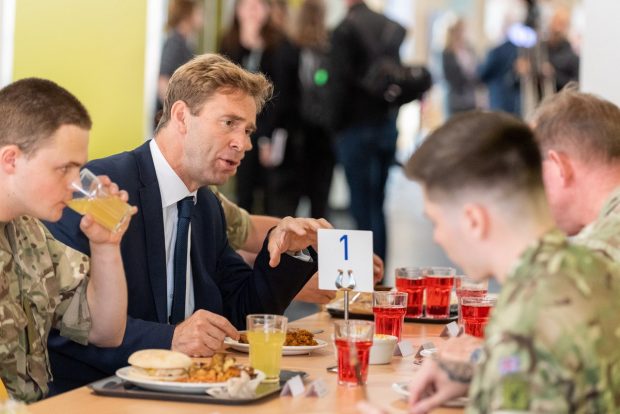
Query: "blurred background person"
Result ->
[[293, 0, 334, 219], [544, 6, 580, 92], [157, 0, 203, 111], [270, 0, 290, 35], [219, 0, 301, 217], [478, 0, 528, 116], [442, 17, 479, 116], [328, 0, 405, 261]]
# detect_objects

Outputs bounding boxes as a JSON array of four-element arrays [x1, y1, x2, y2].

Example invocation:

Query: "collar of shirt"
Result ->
[[149, 139, 197, 206]]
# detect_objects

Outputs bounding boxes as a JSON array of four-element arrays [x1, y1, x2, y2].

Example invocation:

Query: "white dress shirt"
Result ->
[[150, 139, 197, 321]]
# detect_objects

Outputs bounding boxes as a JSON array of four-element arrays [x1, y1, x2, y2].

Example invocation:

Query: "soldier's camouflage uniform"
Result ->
[[209, 186, 251, 251], [0, 216, 91, 403], [573, 186, 620, 263], [468, 229, 620, 413]]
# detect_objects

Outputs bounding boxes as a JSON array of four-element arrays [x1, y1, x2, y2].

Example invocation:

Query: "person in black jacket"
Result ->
[[219, 0, 301, 217], [293, 0, 334, 219], [544, 7, 579, 91], [328, 0, 401, 261], [442, 18, 478, 116]]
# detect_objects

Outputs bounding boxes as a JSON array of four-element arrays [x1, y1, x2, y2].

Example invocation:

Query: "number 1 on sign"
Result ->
[[340, 234, 349, 261]]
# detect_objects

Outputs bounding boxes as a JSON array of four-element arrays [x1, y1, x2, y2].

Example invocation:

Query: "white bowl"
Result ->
[[369, 334, 398, 365]]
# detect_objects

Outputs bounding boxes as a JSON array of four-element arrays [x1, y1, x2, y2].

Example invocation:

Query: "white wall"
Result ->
[[581, 0, 620, 106]]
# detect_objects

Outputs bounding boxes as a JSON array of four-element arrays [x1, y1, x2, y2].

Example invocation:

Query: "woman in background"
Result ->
[[219, 0, 300, 217], [293, 0, 334, 219], [157, 0, 203, 111], [442, 18, 478, 116]]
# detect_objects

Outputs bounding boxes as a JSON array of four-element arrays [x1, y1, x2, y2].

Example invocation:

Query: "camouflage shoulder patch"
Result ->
[[500, 375, 530, 411]]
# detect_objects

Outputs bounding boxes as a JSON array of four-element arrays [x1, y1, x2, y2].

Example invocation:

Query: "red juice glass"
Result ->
[[455, 275, 488, 326], [461, 296, 496, 338], [395, 267, 425, 318], [372, 291, 407, 340], [334, 320, 374, 386], [424, 267, 456, 319]]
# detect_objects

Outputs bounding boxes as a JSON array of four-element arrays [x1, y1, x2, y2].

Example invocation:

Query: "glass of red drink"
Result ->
[[455, 276, 489, 326], [395, 267, 425, 318], [372, 291, 408, 340], [461, 296, 496, 338], [333, 320, 374, 386], [424, 267, 456, 319]]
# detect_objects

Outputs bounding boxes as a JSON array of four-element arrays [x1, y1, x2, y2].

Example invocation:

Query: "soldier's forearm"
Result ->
[[243, 215, 280, 254], [86, 243, 127, 346], [436, 358, 475, 384]]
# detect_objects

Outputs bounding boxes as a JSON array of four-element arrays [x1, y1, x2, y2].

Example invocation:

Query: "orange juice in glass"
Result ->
[[247, 314, 287, 383], [68, 168, 132, 232]]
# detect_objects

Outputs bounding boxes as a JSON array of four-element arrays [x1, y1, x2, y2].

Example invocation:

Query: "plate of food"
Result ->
[[391, 381, 468, 408], [224, 328, 328, 356], [117, 350, 259, 394]]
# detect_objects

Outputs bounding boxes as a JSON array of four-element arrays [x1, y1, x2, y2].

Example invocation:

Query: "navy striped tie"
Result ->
[[170, 196, 194, 325]]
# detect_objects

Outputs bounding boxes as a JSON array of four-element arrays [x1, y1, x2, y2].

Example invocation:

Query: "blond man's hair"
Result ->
[[155, 53, 273, 133], [531, 85, 620, 163]]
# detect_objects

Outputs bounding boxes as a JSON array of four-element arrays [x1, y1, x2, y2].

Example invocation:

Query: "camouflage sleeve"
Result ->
[[210, 186, 251, 251], [573, 214, 620, 264], [468, 331, 571, 413], [44, 226, 91, 346]]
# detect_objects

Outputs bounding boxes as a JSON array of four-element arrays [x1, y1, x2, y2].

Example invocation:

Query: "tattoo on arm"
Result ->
[[437, 358, 474, 384]]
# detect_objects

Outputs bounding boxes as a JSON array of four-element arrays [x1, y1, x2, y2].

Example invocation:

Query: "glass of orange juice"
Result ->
[[246, 314, 287, 383], [67, 168, 132, 232]]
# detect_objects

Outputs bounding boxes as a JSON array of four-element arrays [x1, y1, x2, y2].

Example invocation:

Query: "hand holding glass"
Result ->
[[67, 169, 132, 232]]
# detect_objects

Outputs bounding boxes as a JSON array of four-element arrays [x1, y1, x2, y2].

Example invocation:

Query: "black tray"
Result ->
[[327, 305, 457, 324], [89, 370, 307, 405]]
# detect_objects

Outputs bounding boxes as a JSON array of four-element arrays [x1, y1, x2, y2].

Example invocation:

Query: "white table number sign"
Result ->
[[318, 229, 374, 292]]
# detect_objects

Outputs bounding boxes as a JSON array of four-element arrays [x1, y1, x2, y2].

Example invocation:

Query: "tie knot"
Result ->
[[177, 196, 194, 219]]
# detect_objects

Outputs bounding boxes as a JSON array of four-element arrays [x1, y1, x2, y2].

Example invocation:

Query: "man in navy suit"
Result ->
[[45, 54, 329, 394]]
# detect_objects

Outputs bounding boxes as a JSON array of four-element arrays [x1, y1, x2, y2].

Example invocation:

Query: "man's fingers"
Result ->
[[281, 217, 307, 236], [269, 251, 282, 268], [408, 363, 435, 405], [409, 390, 451, 414], [316, 217, 333, 229], [206, 312, 239, 340], [267, 230, 287, 267]]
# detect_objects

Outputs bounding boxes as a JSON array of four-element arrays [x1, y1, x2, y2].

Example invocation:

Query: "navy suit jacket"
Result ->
[[45, 141, 317, 394]]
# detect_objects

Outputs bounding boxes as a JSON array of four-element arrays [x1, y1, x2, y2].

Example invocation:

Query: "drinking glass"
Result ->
[[334, 320, 374, 386], [424, 267, 456, 319], [372, 291, 407, 340], [247, 314, 287, 383], [455, 276, 489, 326], [461, 296, 496, 338], [395, 267, 426, 318], [67, 168, 132, 232]]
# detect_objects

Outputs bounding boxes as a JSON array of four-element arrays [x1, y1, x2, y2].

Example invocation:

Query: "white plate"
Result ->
[[392, 381, 468, 408], [223, 337, 329, 356], [117, 366, 236, 394]]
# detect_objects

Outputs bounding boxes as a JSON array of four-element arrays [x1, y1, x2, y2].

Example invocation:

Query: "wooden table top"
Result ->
[[30, 311, 463, 414]]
